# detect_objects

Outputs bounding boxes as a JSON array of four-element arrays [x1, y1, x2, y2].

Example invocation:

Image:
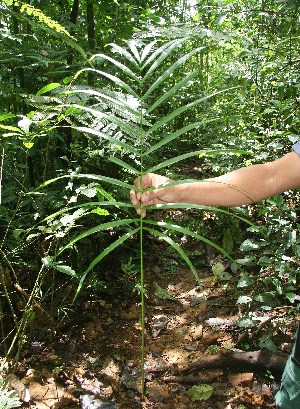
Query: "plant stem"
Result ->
[[139, 212, 145, 397]]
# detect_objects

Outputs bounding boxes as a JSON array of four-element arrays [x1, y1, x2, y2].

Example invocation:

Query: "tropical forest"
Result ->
[[0, 0, 300, 408]]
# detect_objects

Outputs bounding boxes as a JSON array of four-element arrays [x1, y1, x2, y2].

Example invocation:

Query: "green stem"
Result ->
[[139, 211, 145, 397]]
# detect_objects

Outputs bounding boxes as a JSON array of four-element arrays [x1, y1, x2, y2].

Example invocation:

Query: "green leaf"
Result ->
[[91, 207, 110, 216], [0, 124, 22, 133], [236, 295, 252, 304], [74, 68, 139, 98], [223, 228, 233, 254], [38, 173, 133, 191], [142, 46, 206, 99], [240, 239, 260, 251], [146, 70, 199, 114], [153, 282, 174, 300], [143, 226, 202, 288], [145, 88, 237, 137], [237, 272, 255, 287], [68, 105, 141, 139], [23, 141, 34, 149], [36, 83, 61, 96], [187, 384, 213, 401], [109, 156, 139, 174], [74, 127, 136, 154], [90, 53, 140, 83], [0, 113, 15, 122], [142, 38, 187, 78], [73, 227, 140, 302], [108, 41, 141, 68], [57, 218, 139, 255], [54, 264, 77, 277]]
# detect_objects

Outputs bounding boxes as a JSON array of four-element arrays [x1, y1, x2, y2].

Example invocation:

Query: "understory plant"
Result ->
[[31, 38, 252, 396]]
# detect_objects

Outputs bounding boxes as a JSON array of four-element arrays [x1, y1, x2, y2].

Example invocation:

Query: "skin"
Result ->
[[130, 151, 300, 217]]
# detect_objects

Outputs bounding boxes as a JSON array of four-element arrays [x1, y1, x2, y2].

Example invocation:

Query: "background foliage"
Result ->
[[0, 0, 300, 386]]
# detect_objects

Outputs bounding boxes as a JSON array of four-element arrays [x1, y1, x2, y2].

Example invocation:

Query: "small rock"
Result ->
[[147, 381, 169, 402], [190, 295, 206, 307], [80, 395, 119, 409]]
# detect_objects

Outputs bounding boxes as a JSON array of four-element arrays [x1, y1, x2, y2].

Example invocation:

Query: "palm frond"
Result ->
[[143, 202, 260, 231], [57, 218, 139, 255], [38, 173, 133, 191], [141, 38, 187, 71], [143, 226, 202, 288], [90, 53, 140, 83], [146, 70, 199, 114], [146, 149, 250, 173], [109, 156, 140, 174], [127, 40, 142, 64], [65, 105, 142, 139], [67, 89, 146, 124], [74, 127, 137, 154], [140, 40, 157, 63], [109, 42, 141, 68], [74, 68, 139, 98], [145, 88, 236, 136], [142, 46, 206, 99], [73, 227, 140, 301]]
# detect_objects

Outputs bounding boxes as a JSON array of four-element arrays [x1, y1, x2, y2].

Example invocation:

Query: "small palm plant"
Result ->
[[39, 38, 247, 397]]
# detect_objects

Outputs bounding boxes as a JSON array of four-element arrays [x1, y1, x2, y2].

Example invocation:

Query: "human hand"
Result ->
[[130, 173, 174, 217]]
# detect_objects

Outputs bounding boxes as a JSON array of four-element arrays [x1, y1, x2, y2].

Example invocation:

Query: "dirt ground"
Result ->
[[3, 231, 296, 409]]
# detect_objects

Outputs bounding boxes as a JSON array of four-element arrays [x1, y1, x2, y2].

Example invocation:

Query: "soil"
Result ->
[[3, 228, 296, 409]]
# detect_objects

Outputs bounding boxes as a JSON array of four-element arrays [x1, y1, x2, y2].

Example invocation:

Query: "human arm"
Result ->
[[130, 151, 300, 217]]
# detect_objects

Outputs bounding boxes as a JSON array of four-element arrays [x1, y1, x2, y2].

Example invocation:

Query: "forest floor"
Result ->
[[3, 225, 296, 409]]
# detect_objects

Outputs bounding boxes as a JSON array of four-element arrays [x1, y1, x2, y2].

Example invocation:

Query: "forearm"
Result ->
[[174, 154, 300, 207], [175, 167, 267, 206]]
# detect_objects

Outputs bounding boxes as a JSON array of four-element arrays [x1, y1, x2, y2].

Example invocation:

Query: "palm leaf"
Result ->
[[74, 127, 137, 154], [65, 105, 142, 139], [38, 173, 133, 190], [127, 40, 142, 64], [74, 68, 139, 98], [109, 156, 140, 174], [141, 38, 187, 73], [144, 119, 216, 156], [90, 53, 140, 83], [73, 227, 140, 301], [144, 88, 236, 136], [145, 220, 236, 265], [109, 42, 141, 68], [143, 226, 202, 288], [146, 70, 199, 114], [143, 202, 261, 232], [56, 218, 139, 255], [68, 90, 147, 124], [140, 40, 157, 63], [146, 149, 249, 173], [142, 46, 206, 99]]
